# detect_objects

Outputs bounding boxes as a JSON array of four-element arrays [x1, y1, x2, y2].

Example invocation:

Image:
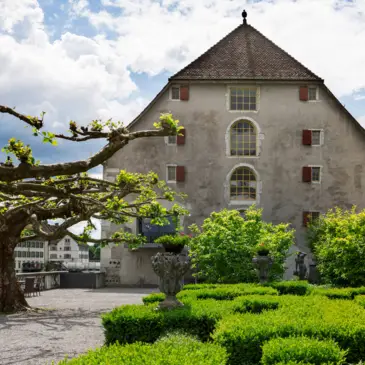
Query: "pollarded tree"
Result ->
[[0, 105, 186, 313]]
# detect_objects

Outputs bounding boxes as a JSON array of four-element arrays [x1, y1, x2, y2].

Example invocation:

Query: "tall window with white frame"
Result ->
[[230, 120, 257, 156], [167, 165, 176, 182], [230, 87, 257, 111], [308, 87, 318, 101], [230, 167, 257, 201]]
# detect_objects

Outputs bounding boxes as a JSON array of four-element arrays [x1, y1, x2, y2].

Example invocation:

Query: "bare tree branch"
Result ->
[[0, 105, 43, 129]]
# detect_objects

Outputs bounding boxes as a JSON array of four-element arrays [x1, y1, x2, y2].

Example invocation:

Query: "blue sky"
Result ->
[[1, 0, 365, 235]]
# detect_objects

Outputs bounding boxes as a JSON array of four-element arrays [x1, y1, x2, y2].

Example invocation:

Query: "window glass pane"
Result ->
[[311, 212, 320, 221], [230, 167, 256, 201], [230, 88, 257, 111], [312, 167, 321, 182], [168, 135, 177, 144], [230, 120, 257, 156], [36, 252, 40, 258], [40, 252, 43, 258], [308, 87, 317, 100], [312, 131, 321, 145], [171, 87, 180, 100], [167, 166, 176, 181]]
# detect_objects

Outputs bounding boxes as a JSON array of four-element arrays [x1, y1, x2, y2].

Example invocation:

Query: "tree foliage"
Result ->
[[308, 207, 365, 287], [189, 207, 294, 283], [0, 105, 187, 312]]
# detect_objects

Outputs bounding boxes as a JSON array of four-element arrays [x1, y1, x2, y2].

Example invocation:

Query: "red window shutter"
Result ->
[[299, 86, 309, 101], [302, 166, 312, 182], [180, 86, 189, 101], [177, 128, 186, 145], [302, 130, 312, 145], [176, 166, 185, 182], [303, 212, 311, 227]]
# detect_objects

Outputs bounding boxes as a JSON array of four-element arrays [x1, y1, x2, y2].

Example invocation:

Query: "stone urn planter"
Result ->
[[151, 252, 191, 309], [252, 253, 273, 284]]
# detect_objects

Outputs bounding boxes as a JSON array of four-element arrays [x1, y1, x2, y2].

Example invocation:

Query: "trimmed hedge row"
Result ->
[[355, 295, 365, 309], [261, 337, 346, 365], [103, 295, 283, 346], [56, 334, 228, 365], [270, 281, 310, 296], [213, 296, 365, 365], [142, 285, 279, 305], [102, 300, 234, 345]]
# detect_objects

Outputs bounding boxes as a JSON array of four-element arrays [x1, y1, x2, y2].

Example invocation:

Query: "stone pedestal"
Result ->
[[252, 255, 273, 284], [151, 252, 191, 309]]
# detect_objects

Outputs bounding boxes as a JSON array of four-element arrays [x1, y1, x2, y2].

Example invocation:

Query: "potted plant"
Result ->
[[154, 232, 191, 254], [256, 242, 270, 256]]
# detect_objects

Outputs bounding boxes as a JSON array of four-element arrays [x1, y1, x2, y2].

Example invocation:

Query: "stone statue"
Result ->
[[151, 252, 191, 309], [252, 255, 273, 284], [294, 251, 307, 280]]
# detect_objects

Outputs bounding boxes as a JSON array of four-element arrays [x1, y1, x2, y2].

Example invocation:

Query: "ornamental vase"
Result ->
[[151, 252, 191, 309]]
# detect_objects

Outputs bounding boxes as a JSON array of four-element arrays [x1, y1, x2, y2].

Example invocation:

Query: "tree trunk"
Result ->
[[0, 237, 29, 313]]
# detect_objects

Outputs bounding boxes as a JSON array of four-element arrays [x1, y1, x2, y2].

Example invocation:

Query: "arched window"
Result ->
[[230, 120, 257, 156], [230, 166, 257, 201]]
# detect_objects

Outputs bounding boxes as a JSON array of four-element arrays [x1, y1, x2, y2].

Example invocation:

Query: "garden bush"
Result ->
[[261, 336, 346, 365], [308, 207, 365, 287], [189, 207, 294, 283], [270, 281, 310, 296], [355, 295, 365, 309], [142, 292, 165, 304], [213, 296, 365, 365], [56, 334, 227, 365], [102, 300, 235, 345], [232, 295, 280, 314], [310, 288, 353, 300]]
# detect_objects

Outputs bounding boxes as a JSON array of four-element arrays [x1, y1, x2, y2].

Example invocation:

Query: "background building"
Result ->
[[102, 15, 365, 286], [49, 235, 89, 265]]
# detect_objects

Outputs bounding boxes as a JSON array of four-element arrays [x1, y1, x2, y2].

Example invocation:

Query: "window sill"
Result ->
[[227, 155, 259, 159], [166, 180, 177, 184], [228, 110, 259, 113], [228, 200, 256, 206], [168, 99, 181, 102]]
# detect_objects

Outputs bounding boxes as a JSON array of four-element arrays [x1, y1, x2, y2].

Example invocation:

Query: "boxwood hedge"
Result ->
[[56, 334, 228, 365], [269, 281, 310, 296], [261, 336, 346, 365], [213, 296, 365, 365], [102, 300, 235, 345]]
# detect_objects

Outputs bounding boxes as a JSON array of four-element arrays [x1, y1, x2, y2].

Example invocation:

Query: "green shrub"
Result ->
[[142, 293, 165, 304], [102, 300, 234, 345], [232, 295, 280, 314], [308, 207, 365, 287], [270, 281, 310, 296], [213, 296, 365, 365], [56, 334, 227, 364], [189, 207, 294, 283], [183, 283, 221, 290], [310, 288, 353, 300], [355, 295, 365, 309], [261, 336, 346, 365]]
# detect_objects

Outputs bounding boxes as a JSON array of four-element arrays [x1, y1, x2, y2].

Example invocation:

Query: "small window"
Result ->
[[31, 242, 35, 248], [311, 130, 321, 146], [167, 165, 176, 182], [308, 87, 317, 101], [40, 252, 43, 258], [27, 252, 30, 258], [40, 242, 43, 249], [171, 86, 180, 100], [167, 135, 177, 145], [31, 252, 35, 258], [50, 254, 57, 259], [311, 167, 321, 182], [36, 252, 40, 258], [22, 251, 27, 258], [64, 246, 71, 251], [64, 254, 71, 259], [230, 87, 257, 111]]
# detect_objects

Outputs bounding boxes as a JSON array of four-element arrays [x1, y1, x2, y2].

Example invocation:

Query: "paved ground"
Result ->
[[0, 288, 157, 365]]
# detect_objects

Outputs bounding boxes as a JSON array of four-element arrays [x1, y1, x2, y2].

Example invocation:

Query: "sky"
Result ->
[[1, 0, 365, 238]]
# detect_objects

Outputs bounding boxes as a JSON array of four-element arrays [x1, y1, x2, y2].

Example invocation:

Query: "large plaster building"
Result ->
[[101, 14, 365, 286]]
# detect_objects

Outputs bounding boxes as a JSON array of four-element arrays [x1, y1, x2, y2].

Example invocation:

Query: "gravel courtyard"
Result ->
[[0, 288, 157, 365]]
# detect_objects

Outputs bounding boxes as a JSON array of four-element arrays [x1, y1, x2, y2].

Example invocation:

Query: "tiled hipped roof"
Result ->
[[170, 24, 322, 81]]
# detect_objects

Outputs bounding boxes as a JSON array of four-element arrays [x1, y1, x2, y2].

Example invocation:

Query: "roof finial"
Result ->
[[242, 9, 247, 25]]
